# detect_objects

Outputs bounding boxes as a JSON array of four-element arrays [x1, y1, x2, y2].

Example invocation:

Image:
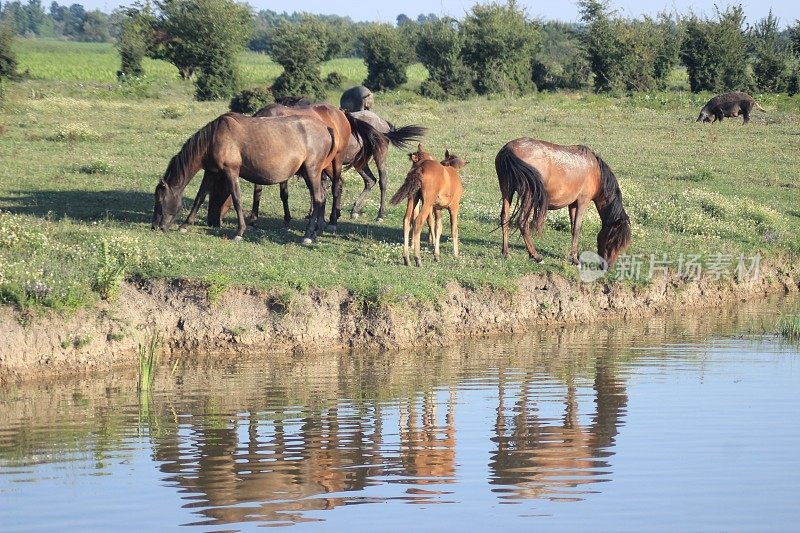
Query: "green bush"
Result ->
[[195, 55, 240, 101], [115, 7, 153, 79], [229, 87, 273, 113], [0, 22, 17, 79], [578, 1, 678, 93], [416, 17, 474, 100], [360, 24, 414, 91], [680, 6, 753, 93], [532, 21, 591, 91], [152, 0, 252, 100], [270, 20, 326, 100], [751, 11, 791, 93], [460, 0, 540, 96], [325, 71, 343, 89]]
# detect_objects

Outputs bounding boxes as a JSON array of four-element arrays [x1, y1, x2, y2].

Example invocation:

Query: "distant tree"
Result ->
[[396, 14, 411, 26], [115, 5, 154, 79], [152, 0, 252, 100], [416, 17, 474, 100], [81, 10, 108, 42], [360, 23, 413, 91], [0, 21, 17, 79], [460, 0, 540, 95], [532, 21, 590, 91], [269, 18, 326, 99], [751, 11, 791, 92], [681, 5, 752, 93]]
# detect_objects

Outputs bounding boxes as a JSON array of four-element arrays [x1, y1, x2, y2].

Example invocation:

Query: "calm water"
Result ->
[[1, 299, 799, 531]]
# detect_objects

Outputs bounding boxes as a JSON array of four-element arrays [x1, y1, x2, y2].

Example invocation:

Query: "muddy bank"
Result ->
[[1, 264, 798, 384]]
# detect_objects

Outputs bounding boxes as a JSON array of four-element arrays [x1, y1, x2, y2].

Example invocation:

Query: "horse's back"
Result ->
[[224, 115, 333, 181]]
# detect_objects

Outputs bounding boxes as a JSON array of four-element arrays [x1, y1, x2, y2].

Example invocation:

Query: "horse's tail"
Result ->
[[384, 125, 427, 150], [390, 164, 424, 205], [325, 126, 337, 160], [495, 144, 547, 233], [595, 155, 631, 266], [345, 111, 387, 169]]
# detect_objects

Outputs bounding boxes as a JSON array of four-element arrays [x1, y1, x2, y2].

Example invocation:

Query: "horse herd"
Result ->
[[155, 89, 684, 268]]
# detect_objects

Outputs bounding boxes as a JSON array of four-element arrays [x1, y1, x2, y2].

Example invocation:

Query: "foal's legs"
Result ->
[[412, 200, 435, 267], [568, 200, 588, 265], [433, 208, 443, 262], [402, 197, 416, 266], [450, 203, 460, 259]]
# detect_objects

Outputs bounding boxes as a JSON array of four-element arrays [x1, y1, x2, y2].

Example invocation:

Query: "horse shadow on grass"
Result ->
[[1, 189, 156, 224]]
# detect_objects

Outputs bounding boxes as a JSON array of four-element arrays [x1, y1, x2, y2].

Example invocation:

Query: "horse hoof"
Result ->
[[351, 213, 360, 220], [327, 224, 337, 234], [301, 237, 314, 246], [403, 257, 410, 266], [233, 235, 243, 242], [179, 227, 188, 234], [376, 217, 384, 223], [532, 255, 544, 263]]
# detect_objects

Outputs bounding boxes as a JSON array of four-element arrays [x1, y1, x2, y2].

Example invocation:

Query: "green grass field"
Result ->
[[1, 39, 799, 312]]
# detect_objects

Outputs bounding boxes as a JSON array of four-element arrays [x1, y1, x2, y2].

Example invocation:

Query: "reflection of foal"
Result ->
[[390, 144, 466, 266]]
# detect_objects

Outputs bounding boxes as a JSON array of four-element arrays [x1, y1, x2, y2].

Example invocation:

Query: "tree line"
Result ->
[[2, 0, 800, 101]]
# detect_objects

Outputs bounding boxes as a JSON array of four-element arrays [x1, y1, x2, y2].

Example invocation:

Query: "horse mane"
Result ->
[[163, 114, 229, 189], [594, 154, 625, 221], [594, 152, 631, 265]]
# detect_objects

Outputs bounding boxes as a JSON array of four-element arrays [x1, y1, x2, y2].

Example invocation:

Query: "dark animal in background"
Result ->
[[696, 92, 765, 124], [495, 138, 631, 267], [340, 85, 374, 113], [151, 113, 337, 245], [274, 95, 312, 107]]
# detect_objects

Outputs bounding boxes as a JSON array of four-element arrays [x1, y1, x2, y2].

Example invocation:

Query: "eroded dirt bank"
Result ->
[[2, 264, 798, 384]]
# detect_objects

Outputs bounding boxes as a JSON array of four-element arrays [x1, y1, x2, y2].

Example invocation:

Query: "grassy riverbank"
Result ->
[[1, 39, 799, 315]]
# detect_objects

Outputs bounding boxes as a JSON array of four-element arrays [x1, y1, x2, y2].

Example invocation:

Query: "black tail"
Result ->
[[344, 111, 388, 169], [390, 165, 424, 205], [495, 144, 547, 233], [595, 155, 631, 266], [384, 125, 427, 150]]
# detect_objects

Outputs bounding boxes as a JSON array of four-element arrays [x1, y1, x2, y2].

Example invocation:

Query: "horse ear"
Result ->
[[444, 149, 451, 159], [417, 143, 423, 151]]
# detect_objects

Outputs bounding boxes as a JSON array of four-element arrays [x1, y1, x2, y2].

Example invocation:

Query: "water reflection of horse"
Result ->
[[490, 357, 627, 501], [496, 138, 631, 265], [151, 113, 339, 244]]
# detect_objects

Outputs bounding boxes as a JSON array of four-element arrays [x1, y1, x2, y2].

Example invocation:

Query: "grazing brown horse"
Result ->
[[390, 144, 466, 266], [495, 138, 631, 266], [151, 113, 336, 244], [235, 107, 425, 225]]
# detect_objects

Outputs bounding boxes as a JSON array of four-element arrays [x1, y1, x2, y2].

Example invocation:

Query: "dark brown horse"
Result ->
[[152, 113, 336, 244], [232, 107, 425, 225], [495, 138, 631, 266]]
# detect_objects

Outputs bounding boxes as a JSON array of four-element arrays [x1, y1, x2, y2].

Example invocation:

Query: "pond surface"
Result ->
[[1, 298, 799, 531]]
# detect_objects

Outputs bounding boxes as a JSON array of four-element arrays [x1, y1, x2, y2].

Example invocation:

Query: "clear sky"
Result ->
[[81, 1, 800, 26]]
